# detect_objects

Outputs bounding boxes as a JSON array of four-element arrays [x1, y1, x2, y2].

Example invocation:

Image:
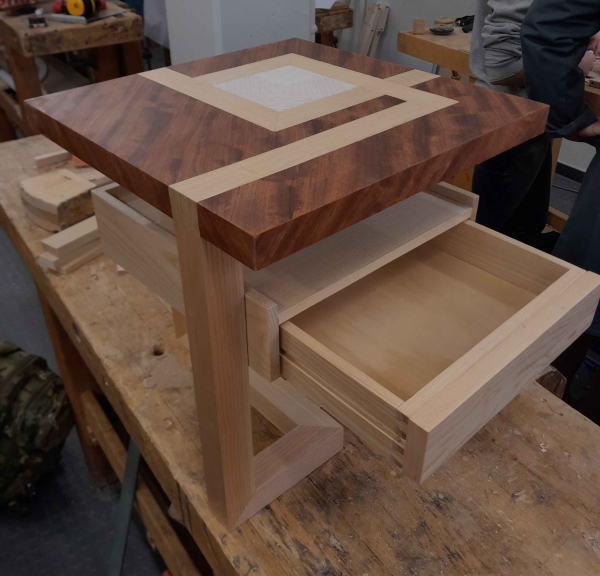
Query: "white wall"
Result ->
[[165, 0, 314, 65], [165, 0, 220, 64], [338, 0, 475, 69], [221, 0, 313, 53]]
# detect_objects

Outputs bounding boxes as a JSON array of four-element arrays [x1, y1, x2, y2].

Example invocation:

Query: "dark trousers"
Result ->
[[553, 144, 600, 336], [473, 133, 552, 243]]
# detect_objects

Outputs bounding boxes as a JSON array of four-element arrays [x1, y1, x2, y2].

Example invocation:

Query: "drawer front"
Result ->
[[400, 268, 600, 483]]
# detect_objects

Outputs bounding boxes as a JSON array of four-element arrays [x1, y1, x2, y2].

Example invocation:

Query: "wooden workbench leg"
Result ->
[[36, 285, 115, 487], [119, 41, 144, 76], [169, 192, 254, 528], [0, 107, 16, 142], [5, 47, 42, 136], [93, 45, 121, 82]]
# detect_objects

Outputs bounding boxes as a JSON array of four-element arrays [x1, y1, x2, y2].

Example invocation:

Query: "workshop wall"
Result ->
[[165, 0, 313, 65]]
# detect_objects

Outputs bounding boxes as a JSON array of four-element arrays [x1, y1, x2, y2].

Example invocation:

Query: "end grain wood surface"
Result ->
[[25, 38, 548, 269], [2, 135, 600, 576]]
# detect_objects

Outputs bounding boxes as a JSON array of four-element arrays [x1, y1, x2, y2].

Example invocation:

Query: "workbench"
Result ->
[[397, 25, 585, 189], [397, 26, 600, 115], [0, 0, 143, 138], [4, 47, 600, 573]]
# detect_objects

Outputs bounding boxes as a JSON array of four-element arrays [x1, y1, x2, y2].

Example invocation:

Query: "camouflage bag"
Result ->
[[0, 340, 74, 509]]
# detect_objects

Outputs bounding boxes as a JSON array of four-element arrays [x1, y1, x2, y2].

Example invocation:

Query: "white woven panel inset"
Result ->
[[216, 65, 356, 111]]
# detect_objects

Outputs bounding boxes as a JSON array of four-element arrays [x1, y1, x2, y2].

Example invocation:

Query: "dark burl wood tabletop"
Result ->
[[25, 38, 547, 269]]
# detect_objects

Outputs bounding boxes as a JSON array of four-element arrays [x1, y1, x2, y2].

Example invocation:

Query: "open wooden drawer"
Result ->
[[92, 182, 600, 484], [280, 222, 600, 482]]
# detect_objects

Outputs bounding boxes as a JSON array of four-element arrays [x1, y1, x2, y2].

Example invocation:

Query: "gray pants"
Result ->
[[553, 144, 600, 336]]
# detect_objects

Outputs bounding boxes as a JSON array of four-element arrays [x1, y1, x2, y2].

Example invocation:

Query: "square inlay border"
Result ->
[[140, 55, 455, 204], [141, 54, 446, 133]]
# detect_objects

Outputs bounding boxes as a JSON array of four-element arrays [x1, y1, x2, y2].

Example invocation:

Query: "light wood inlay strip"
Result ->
[[171, 97, 456, 202], [288, 54, 450, 103], [275, 86, 380, 130], [141, 68, 279, 131], [387, 70, 440, 86], [194, 54, 294, 85]]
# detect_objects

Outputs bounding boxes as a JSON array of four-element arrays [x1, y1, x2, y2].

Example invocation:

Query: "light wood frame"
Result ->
[[168, 188, 343, 529], [141, 54, 451, 136]]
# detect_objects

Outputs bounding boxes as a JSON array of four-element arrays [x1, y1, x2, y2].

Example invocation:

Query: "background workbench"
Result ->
[[396, 26, 581, 190], [2, 135, 600, 575], [0, 1, 143, 139], [397, 26, 600, 115]]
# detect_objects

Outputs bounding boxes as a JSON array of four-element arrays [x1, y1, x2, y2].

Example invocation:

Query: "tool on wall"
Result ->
[[358, 3, 389, 56]]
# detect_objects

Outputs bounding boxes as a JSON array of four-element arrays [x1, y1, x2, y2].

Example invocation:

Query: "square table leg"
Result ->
[[170, 191, 343, 529]]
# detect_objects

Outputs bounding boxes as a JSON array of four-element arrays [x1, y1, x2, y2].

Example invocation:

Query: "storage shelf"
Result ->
[[244, 190, 473, 323]]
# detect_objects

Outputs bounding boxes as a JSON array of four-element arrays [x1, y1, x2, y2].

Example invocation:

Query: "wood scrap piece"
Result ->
[[34, 149, 71, 168], [434, 17, 455, 26], [20, 169, 95, 229], [22, 197, 60, 231], [357, 3, 376, 55], [41, 215, 99, 257], [413, 18, 425, 35], [39, 242, 102, 274], [38, 251, 60, 270], [40, 238, 100, 268], [59, 243, 103, 274], [367, 4, 389, 57]]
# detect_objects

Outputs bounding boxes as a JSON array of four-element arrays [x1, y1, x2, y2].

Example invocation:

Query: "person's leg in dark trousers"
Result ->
[[473, 133, 552, 241], [552, 145, 600, 408]]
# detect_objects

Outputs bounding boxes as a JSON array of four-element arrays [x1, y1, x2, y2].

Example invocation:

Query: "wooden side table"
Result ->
[[24, 39, 600, 530], [0, 1, 143, 138]]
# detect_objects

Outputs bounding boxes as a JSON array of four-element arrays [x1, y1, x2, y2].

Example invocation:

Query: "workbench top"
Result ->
[[25, 38, 547, 269], [2, 135, 600, 575], [0, 1, 143, 57]]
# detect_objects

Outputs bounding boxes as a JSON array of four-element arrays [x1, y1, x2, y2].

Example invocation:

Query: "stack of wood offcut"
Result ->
[[20, 147, 111, 232], [38, 216, 101, 274], [20, 169, 96, 232]]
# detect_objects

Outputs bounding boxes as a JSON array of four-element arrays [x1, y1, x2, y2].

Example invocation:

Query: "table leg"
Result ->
[[107, 438, 141, 576], [118, 41, 144, 76], [170, 192, 254, 529], [36, 284, 115, 487], [5, 47, 42, 136], [169, 191, 343, 529]]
